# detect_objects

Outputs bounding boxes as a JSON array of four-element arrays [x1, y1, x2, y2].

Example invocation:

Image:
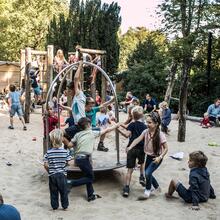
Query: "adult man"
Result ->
[[207, 98, 220, 126]]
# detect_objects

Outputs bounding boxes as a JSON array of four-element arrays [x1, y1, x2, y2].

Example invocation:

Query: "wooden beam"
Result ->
[[78, 48, 106, 55]]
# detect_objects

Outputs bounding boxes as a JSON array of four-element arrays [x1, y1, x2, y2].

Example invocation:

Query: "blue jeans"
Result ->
[[49, 172, 69, 209], [69, 156, 94, 198], [145, 155, 162, 190]]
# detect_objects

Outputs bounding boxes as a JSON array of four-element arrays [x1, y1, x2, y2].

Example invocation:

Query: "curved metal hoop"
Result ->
[[45, 61, 121, 166]]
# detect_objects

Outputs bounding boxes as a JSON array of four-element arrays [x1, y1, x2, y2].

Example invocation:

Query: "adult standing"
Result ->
[[207, 98, 220, 126], [0, 193, 21, 220]]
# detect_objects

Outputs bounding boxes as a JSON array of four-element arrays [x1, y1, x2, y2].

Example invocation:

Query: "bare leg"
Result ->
[[10, 116, 14, 127], [99, 133, 106, 142], [140, 163, 145, 176], [90, 68, 98, 84], [165, 179, 177, 198]]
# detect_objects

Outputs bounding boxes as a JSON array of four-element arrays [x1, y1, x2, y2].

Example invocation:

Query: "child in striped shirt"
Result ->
[[44, 129, 72, 210]]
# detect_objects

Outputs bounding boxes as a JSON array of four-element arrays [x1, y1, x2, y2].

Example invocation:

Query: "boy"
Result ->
[[85, 96, 115, 152], [118, 106, 147, 197], [8, 84, 27, 130], [44, 129, 72, 210], [165, 151, 216, 210], [66, 117, 120, 202]]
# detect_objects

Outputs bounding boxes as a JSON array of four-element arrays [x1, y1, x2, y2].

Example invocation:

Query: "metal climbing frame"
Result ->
[[44, 61, 124, 171]]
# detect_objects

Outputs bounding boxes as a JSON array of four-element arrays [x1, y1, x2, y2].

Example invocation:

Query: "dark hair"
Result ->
[[78, 117, 91, 131], [149, 112, 161, 155], [67, 81, 75, 90], [86, 97, 95, 105], [189, 151, 208, 168], [0, 193, 4, 204], [9, 84, 16, 92]]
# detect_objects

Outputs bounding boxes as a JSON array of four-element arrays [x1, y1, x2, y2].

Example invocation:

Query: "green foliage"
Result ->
[[122, 31, 169, 105], [47, 0, 121, 74], [0, 0, 68, 61]]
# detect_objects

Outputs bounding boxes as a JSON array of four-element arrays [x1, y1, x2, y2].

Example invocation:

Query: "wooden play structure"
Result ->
[[20, 46, 54, 123]]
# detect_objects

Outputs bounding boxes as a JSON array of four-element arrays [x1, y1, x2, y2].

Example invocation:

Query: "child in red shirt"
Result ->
[[201, 112, 211, 128]]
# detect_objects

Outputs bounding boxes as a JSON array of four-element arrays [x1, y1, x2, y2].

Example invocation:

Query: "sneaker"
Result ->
[[97, 142, 109, 152], [139, 176, 146, 187], [8, 126, 14, 129], [144, 189, 151, 198], [151, 186, 161, 194], [123, 186, 130, 197], [88, 194, 101, 202]]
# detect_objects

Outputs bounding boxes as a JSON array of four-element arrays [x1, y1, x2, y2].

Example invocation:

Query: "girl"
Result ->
[[126, 112, 168, 199], [54, 49, 68, 74]]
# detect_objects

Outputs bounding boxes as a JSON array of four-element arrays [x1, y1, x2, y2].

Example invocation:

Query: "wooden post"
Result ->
[[20, 50, 25, 89], [24, 47, 32, 123], [46, 45, 54, 94]]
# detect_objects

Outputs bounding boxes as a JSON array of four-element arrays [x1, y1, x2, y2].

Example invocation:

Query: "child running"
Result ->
[[165, 151, 216, 210], [66, 117, 120, 202], [44, 129, 72, 210], [8, 84, 27, 130], [118, 106, 147, 197], [127, 112, 168, 199]]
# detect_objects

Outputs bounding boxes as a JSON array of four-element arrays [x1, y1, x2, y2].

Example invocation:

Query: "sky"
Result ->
[[101, 0, 163, 33]]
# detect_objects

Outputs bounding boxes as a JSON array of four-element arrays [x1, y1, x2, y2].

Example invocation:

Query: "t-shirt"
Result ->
[[71, 91, 86, 124], [86, 106, 100, 127], [65, 116, 75, 127], [143, 99, 156, 112], [71, 129, 100, 155], [207, 104, 220, 118], [43, 115, 58, 136], [97, 113, 109, 129], [9, 91, 21, 106], [143, 129, 166, 156], [127, 121, 147, 150], [44, 147, 72, 176], [0, 204, 21, 220]]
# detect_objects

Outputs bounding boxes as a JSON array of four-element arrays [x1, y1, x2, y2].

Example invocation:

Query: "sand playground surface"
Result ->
[[0, 109, 220, 220]]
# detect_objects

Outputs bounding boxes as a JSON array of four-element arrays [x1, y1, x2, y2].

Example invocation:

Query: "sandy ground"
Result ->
[[0, 109, 220, 220]]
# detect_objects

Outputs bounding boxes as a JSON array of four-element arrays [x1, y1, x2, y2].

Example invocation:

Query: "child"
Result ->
[[8, 84, 27, 130], [200, 112, 211, 128], [44, 129, 72, 210], [165, 151, 216, 210], [160, 101, 171, 134], [127, 112, 168, 199], [66, 117, 120, 202], [97, 107, 110, 129], [62, 111, 74, 128], [43, 107, 58, 148], [118, 106, 147, 197]]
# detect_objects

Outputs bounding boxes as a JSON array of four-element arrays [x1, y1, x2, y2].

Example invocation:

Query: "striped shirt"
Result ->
[[44, 147, 72, 176]]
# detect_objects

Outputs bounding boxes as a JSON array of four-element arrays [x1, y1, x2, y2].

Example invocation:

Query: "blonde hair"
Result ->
[[160, 101, 168, 108], [131, 106, 143, 120], [204, 112, 209, 117], [49, 129, 63, 148]]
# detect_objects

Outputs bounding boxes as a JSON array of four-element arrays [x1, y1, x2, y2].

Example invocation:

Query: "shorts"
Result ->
[[33, 86, 41, 96], [176, 183, 192, 203], [126, 148, 145, 168], [10, 104, 23, 117]]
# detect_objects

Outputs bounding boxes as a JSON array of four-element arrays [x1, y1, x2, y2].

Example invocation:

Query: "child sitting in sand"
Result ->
[[66, 117, 120, 202], [118, 106, 147, 197], [165, 151, 216, 210], [200, 112, 211, 128], [44, 129, 72, 210]]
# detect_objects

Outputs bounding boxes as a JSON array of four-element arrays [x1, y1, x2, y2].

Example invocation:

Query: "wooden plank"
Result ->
[[0, 65, 20, 72], [78, 48, 106, 55]]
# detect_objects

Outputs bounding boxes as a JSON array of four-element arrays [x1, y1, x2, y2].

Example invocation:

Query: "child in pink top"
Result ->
[[127, 112, 168, 199]]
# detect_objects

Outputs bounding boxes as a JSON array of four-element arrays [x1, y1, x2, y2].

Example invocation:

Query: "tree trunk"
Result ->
[[178, 57, 191, 142], [164, 62, 178, 105]]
